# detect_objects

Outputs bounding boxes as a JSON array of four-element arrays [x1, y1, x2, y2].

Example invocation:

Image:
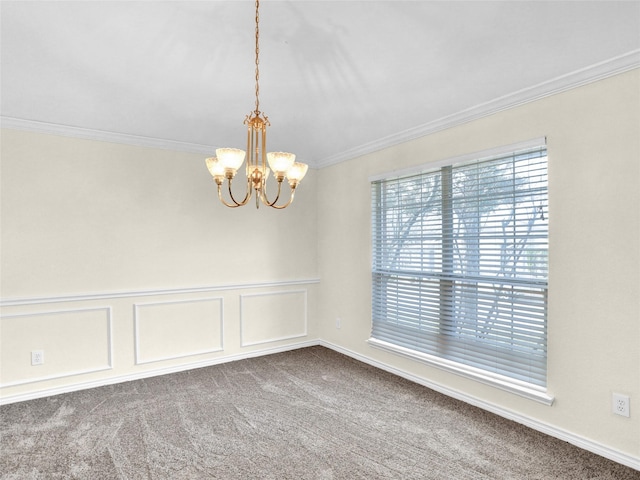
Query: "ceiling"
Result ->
[[2, 1, 639, 168]]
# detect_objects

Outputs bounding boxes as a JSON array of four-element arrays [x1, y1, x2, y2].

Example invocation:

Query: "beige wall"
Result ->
[[1, 69, 639, 464], [317, 69, 640, 459], [0, 132, 319, 398], [1, 133, 318, 296]]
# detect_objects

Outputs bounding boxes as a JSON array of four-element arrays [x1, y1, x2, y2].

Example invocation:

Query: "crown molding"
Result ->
[[0, 117, 214, 156], [2, 50, 638, 168], [315, 49, 640, 168]]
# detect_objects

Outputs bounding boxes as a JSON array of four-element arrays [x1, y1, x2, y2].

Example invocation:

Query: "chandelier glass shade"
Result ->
[[206, 0, 307, 209]]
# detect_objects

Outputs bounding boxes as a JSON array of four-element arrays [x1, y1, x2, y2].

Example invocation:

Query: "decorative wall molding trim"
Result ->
[[0, 117, 214, 155], [0, 278, 320, 307], [316, 50, 640, 168], [0, 307, 113, 388], [239, 289, 308, 347], [318, 340, 640, 472], [0, 339, 320, 405], [2, 51, 637, 170], [133, 297, 224, 365]]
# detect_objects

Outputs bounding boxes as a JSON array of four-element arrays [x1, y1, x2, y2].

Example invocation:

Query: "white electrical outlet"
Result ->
[[31, 350, 44, 366], [612, 393, 630, 417], [336, 317, 341, 329]]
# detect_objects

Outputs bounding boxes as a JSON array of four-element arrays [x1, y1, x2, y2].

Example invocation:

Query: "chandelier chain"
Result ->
[[254, 0, 260, 114], [205, 0, 308, 209]]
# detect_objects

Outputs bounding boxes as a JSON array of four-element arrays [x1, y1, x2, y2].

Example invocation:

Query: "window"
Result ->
[[371, 141, 548, 394]]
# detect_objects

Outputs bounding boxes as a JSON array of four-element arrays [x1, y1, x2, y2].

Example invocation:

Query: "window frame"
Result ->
[[369, 138, 553, 405]]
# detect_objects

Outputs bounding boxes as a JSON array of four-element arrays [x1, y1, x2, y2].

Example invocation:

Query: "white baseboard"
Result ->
[[0, 339, 320, 406], [318, 340, 640, 472], [2, 338, 637, 471]]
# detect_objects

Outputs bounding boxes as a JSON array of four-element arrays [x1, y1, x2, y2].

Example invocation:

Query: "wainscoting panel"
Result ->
[[0, 278, 318, 404], [134, 297, 224, 365], [240, 290, 307, 347], [0, 307, 112, 387]]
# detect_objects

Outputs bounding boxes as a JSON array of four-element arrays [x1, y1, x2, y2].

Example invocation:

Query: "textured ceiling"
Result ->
[[2, 1, 639, 167]]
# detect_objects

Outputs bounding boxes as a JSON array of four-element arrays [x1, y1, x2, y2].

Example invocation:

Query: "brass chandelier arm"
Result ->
[[217, 183, 243, 208], [267, 187, 297, 210], [259, 178, 283, 207], [260, 178, 299, 209], [227, 178, 252, 206], [216, 178, 252, 208]]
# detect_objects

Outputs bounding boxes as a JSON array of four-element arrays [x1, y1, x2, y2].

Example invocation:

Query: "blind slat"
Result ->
[[371, 145, 548, 387]]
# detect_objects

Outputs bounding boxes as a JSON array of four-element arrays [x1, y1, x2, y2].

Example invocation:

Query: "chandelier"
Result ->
[[205, 0, 308, 209]]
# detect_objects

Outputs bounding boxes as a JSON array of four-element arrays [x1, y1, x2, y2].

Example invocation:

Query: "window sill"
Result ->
[[367, 338, 554, 406]]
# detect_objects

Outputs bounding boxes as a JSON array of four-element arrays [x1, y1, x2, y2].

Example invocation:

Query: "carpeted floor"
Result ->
[[0, 346, 637, 479]]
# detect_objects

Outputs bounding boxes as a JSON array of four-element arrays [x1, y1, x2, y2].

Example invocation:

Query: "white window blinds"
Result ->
[[371, 144, 548, 387]]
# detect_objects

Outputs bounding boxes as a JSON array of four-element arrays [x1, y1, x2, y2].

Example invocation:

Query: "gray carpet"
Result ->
[[1, 346, 637, 479]]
